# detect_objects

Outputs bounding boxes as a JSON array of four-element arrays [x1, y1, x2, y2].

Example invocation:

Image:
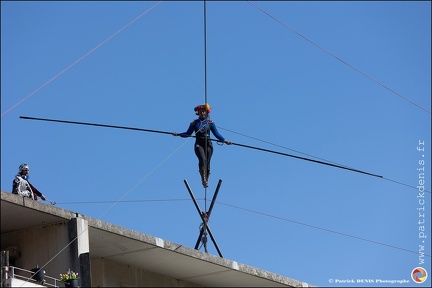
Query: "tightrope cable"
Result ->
[[204, 0, 208, 212]]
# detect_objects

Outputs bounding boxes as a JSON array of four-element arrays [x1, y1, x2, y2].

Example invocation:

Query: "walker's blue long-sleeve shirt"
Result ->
[[180, 117, 225, 142]]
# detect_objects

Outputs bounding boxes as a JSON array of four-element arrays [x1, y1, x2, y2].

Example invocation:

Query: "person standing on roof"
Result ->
[[12, 164, 46, 201], [173, 103, 232, 188]]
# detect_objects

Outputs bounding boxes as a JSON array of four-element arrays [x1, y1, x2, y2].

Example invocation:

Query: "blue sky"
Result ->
[[1, 1, 431, 287]]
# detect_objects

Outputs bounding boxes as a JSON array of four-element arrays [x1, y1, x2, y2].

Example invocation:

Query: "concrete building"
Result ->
[[1, 191, 313, 287]]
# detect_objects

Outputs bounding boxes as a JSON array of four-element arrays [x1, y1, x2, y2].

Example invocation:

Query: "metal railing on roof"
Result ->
[[8, 266, 61, 287]]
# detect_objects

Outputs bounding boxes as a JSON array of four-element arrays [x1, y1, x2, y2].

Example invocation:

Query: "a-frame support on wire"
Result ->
[[183, 179, 223, 258]]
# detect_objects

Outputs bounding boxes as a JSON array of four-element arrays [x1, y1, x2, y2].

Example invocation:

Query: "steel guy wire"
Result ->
[[2, 1, 163, 118], [43, 196, 431, 258], [22, 135, 190, 287], [218, 125, 431, 194], [247, 1, 431, 115]]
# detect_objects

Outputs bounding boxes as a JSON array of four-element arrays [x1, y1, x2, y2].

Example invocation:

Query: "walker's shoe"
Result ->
[[199, 166, 208, 188], [202, 180, 208, 188]]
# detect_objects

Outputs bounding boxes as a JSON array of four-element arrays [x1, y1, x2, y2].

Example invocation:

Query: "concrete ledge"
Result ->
[[1, 191, 77, 220], [85, 216, 309, 287], [2, 190, 314, 287]]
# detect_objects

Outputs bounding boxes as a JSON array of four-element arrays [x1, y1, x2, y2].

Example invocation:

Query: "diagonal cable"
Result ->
[[2, 1, 163, 118], [247, 1, 431, 115], [19, 136, 190, 287], [217, 200, 432, 257]]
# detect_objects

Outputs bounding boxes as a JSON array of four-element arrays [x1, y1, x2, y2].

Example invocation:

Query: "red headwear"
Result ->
[[194, 103, 211, 115]]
